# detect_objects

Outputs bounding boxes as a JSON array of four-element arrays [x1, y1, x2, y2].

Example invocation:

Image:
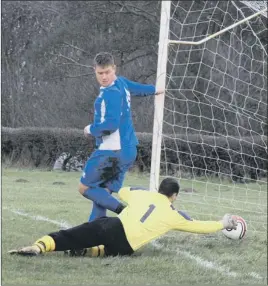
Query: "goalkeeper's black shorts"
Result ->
[[48, 217, 134, 256]]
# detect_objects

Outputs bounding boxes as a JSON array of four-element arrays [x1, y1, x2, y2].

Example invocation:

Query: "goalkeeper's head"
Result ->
[[94, 52, 117, 87], [158, 178, 180, 203]]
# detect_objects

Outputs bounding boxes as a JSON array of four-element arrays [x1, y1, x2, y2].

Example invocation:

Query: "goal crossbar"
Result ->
[[168, 8, 267, 46]]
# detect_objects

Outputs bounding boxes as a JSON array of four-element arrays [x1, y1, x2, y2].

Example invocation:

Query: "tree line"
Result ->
[[2, 1, 267, 137]]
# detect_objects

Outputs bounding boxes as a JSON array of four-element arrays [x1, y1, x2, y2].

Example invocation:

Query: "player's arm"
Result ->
[[173, 212, 237, 234], [89, 89, 122, 137], [121, 76, 157, 97]]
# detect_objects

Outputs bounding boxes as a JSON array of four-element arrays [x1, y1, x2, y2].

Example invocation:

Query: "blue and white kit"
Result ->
[[81, 76, 156, 221]]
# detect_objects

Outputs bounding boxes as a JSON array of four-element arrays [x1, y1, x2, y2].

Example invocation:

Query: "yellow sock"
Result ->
[[33, 235, 56, 253], [86, 245, 105, 257], [98, 245, 105, 257]]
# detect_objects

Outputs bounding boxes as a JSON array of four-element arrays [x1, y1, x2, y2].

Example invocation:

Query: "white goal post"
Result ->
[[150, 1, 267, 232], [150, 1, 171, 192]]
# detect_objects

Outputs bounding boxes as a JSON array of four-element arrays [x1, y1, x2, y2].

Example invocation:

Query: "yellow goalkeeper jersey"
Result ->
[[117, 187, 223, 251]]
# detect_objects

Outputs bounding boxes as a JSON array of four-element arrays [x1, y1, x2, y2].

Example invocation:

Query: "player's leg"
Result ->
[[79, 183, 124, 219], [8, 218, 111, 256], [67, 244, 106, 257], [88, 201, 106, 222], [79, 150, 125, 220], [107, 146, 137, 193], [100, 217, 134, 257], [66, 217, 134, 257]]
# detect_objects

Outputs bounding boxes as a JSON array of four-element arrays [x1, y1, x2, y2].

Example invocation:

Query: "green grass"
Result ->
[[2, 167, 267, 285]]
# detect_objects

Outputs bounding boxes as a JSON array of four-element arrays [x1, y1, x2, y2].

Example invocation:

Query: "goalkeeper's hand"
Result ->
[[84, 125, 91, 138], [221, 214, 238, 230]]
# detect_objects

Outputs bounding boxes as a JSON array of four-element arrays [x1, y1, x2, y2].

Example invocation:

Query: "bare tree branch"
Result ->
[[121, 2, 158, 20], [136, 70, 156, 82], [53, 62, 90, 67], [49, 53, 93, 69], [62, 42, 91, 55], [108, 1, 158, 25], [50, 72, 94, 80], [121, 51, 155, 66], [32, 2, 64, 16]]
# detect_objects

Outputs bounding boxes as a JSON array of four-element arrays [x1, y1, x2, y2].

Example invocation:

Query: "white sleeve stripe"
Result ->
[[100, 100, 106, 123]]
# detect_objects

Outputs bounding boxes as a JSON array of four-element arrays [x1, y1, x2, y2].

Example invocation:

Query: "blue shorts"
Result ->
[[80, 146, 137, 192]]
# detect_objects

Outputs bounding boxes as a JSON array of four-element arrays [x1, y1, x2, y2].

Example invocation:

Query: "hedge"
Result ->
[[1, 127, 93, 167], [1, 127, 267, 181]]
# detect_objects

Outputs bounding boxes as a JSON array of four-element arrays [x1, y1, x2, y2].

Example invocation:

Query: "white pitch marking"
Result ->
[[5, 208, 72, 229], [151, 240, 238, 277], [151, 240, 265, 281]]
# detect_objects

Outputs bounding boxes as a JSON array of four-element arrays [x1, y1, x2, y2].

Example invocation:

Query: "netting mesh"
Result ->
[[157, 1, 267, 232], [240, 1, 267, 16]]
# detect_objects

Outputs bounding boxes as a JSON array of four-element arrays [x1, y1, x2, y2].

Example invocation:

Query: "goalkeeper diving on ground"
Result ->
[[8, 178, 238, 257]]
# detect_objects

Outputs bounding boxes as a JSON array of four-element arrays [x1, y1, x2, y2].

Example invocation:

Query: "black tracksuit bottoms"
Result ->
[[48, 217, 134, 257]]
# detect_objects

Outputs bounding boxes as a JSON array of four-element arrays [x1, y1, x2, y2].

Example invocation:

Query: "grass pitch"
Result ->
[[2, 168, 267, 285]]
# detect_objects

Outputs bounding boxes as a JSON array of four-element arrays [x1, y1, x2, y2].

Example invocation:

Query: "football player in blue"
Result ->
[[79, 52, 164, 221]]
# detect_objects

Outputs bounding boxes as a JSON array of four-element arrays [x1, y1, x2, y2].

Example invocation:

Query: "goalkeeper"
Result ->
[[9, 178, 237, 257], [79, 52, 163, 222]]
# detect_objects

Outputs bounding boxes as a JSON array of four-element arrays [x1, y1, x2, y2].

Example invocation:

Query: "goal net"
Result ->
[[151, 1, 267, 233]]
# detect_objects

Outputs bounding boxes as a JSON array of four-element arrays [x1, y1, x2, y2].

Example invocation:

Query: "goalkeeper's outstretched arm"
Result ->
[[173, 213, 237, 234]]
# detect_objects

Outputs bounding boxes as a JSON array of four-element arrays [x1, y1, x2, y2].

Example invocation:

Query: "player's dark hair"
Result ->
[[94, 52, 115, 67], [158, 178, 180, 197]]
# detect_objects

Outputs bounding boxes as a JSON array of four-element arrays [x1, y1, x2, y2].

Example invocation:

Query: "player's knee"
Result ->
[[78, 183, 89, 195]]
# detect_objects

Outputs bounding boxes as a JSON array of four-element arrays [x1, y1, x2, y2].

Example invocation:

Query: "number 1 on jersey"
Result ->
[[140, 204, 156, 223]]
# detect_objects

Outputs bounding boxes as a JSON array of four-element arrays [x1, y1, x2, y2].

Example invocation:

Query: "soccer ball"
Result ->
[[222, 216, 247, 240]]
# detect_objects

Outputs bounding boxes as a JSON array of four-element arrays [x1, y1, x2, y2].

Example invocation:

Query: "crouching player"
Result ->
[[9, 178, 237, 257]]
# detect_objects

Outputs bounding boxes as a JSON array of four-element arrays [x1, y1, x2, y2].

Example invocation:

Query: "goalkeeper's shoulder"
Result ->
[[118, 186, 149, 202], [118, 186, 131, 193], [117, 186, 131, 203], [118, 186, 149, 194]]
